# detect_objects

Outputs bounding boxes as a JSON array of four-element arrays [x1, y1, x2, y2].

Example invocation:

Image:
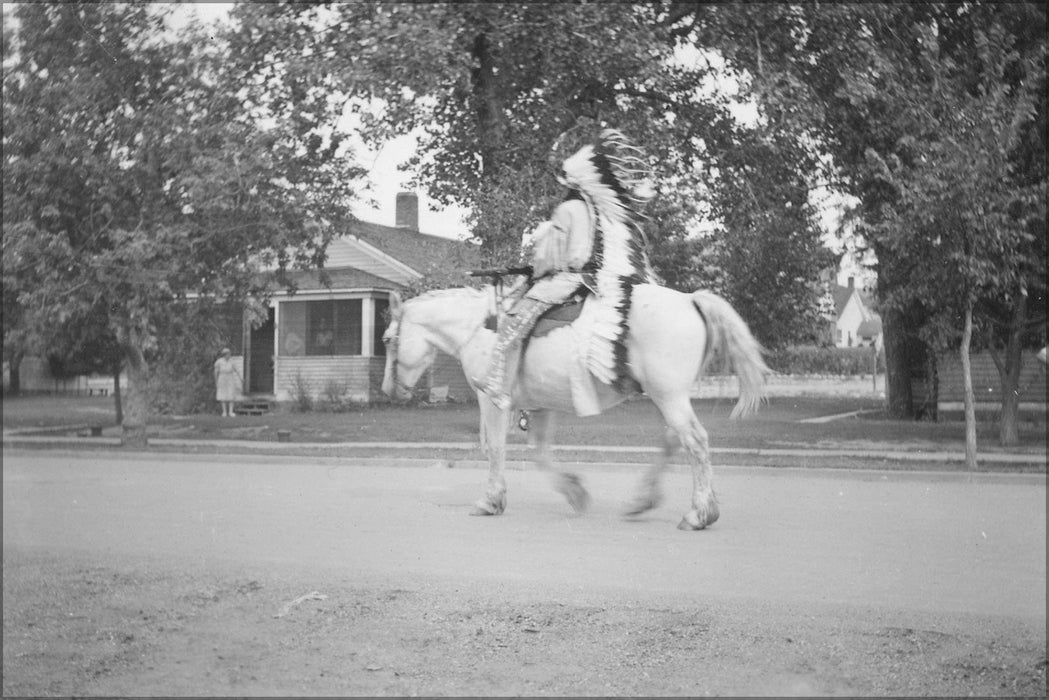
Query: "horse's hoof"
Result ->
[[624, 490, 662, 517], [470, 498, 505, 516], [557, 474, 590, 513], [565, 487, 590, 514], [623, 498, 658, 518], [677, 502, 719, 530], [677, 514, 705, 530]]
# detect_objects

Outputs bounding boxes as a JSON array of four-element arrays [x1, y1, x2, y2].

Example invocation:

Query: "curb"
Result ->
[[3, 434, 1046, 467], [4, 444, 1045, 486]]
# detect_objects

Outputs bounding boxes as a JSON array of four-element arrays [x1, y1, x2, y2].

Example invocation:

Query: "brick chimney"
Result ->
[[395, 192, 419, 231], [847, 276, 855, 289]]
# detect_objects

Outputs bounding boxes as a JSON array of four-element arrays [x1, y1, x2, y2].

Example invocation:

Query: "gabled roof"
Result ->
[[259, 217, 480, 293], [347, 219, 478, 278], [831, 285, 855, 316]]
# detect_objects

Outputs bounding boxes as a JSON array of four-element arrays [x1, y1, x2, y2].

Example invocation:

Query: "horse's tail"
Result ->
[[691, 290, 769, 418]]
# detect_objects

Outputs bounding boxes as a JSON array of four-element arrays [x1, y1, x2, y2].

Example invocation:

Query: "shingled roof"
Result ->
[[857, 317, 883, 337], [348, 219, 478, 277]]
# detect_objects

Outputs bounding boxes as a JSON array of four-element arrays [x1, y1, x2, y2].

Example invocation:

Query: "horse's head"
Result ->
[[381, 292, 437, 400]]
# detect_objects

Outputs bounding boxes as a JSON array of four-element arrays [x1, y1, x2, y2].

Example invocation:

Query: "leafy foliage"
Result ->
[[230, 3, 837, 346], [763, 345, 884, 377], [3, 4, 361, 440], [683, 2, 1047, 420]]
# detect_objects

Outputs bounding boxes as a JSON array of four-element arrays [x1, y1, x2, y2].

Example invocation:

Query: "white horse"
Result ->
[[381, 283, 768, 530]]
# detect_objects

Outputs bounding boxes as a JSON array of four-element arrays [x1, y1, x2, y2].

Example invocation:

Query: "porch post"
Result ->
[[362, 297, 375, 356], [241, 307, 251, 391], [272, 301, 281, 399]]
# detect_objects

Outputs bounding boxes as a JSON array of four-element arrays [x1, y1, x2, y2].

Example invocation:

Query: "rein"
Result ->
[[384, 322, 416, 396]]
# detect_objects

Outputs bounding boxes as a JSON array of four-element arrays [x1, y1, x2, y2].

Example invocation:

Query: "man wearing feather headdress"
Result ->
[[477, 127, 657, 410]]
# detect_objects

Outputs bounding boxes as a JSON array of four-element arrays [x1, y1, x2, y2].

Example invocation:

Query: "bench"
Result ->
[[85, 377, 112, 396]]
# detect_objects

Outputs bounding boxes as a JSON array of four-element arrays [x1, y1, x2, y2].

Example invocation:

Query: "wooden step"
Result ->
[[235, 399, 272, 416]]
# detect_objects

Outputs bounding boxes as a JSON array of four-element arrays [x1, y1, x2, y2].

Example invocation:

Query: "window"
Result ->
[[279, 299, 363, 356]]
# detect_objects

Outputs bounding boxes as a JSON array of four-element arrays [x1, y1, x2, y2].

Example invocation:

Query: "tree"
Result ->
[[43, 303, 126, 423], [705, 128, 838, 347], [3, 3, 360, 445], [864, 13, 1046, 451], [681, 2, 1047, 426], [229, 3, 836, 345]]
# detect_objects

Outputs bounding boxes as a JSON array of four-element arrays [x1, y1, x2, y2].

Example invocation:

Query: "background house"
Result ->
[[822, 274, 883, 349], [232, 192, 480, 406]]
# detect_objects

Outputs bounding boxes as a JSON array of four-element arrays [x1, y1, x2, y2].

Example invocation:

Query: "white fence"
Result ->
[[3, 358, 128, 395]]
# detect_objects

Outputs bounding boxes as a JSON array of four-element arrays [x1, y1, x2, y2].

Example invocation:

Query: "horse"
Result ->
[[381, 283, 768, 530]]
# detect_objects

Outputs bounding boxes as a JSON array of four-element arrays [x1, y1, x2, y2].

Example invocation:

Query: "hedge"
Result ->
[[762, 345, 884, 376]]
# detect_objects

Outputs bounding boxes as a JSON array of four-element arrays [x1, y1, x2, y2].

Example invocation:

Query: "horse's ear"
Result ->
[[389, 291, 403, 319]]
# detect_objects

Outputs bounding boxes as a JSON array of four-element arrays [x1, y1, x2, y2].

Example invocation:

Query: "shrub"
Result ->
[[287, 371, 314, 412], [321, 378, 359, 412], [763, 345, 885, 376]]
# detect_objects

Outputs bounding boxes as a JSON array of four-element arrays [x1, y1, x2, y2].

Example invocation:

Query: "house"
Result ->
[[826, 276, 882, 349], [225, 192, 480, 405]]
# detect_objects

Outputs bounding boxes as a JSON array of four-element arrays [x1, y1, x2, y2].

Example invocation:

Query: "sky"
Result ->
[[174, 4, 470, 238]]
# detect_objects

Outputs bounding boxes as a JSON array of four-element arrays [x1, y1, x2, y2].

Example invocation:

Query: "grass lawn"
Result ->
[[3, 393, 1045, 455]]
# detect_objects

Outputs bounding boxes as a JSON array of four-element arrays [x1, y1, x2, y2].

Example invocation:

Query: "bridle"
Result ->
[[383, 320, 416, 397]]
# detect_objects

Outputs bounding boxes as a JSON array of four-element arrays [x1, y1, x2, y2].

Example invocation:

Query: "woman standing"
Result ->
[[213, 348, 242, 417]]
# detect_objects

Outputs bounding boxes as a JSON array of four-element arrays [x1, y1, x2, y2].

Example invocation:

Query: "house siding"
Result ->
[[937, 351, 1047, 416], [836, 295, 866, 347], [276, 356, 386, 403], [429, 351, 475, 402]]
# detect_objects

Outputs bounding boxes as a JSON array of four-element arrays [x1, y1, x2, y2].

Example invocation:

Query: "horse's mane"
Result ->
[[408, 286, 487, 305]]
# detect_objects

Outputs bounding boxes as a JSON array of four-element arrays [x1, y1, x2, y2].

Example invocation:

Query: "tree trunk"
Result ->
[[960, 299, 978, 473], [996, 288, 1026, 447], [7, 351, 23, 395], [121, 340, 149, 448], [112, 359, 123, 425], [471, 31, 504, 179], [881, 305, 915, 418]]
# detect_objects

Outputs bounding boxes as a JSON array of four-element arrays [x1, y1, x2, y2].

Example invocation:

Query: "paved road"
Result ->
[[5, 448, 1044, 618], [3, 448, 1046, 695]]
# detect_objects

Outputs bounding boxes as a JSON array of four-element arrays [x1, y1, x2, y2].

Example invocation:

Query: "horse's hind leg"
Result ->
[[652, 395, 719, 530], [529, 409, 589, 514], [624, 426, 678, 516]]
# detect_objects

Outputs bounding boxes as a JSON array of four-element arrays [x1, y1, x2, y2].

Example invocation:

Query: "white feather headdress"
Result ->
[[560, 129, 655, 388]]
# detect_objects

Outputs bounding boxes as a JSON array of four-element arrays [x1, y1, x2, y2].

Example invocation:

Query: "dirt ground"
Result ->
[[4, 547, 1046, 698]]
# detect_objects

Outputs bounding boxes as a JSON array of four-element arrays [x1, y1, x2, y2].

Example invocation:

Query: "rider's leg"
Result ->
[[480, 297, 549, 409]]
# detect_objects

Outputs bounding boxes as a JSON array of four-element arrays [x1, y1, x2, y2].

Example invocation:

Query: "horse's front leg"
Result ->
[[471, 395, 508, 516], [529, 409, 590, 514]]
